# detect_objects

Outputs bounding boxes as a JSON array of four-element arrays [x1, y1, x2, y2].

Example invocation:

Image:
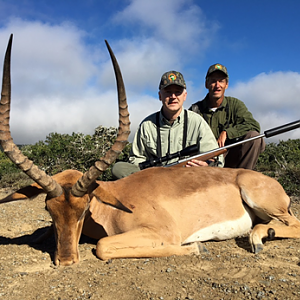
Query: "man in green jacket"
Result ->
[[190, 64, 265, 169], [112, 70, 224, 179]]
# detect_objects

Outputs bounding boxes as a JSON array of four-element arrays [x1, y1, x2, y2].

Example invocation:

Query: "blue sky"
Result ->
[[0, 0, 299, 144]]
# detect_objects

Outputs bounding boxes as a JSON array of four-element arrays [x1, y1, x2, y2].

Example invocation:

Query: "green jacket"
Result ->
[[189, 95, 261, 141]]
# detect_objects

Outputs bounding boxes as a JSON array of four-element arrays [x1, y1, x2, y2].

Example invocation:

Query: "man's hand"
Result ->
[[185, 159, 209, 167], [217, 130, 227, 147]]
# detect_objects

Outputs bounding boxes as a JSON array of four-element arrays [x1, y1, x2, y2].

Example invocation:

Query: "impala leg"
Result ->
[[96, 229, 201, 260], [250, 216, 300, 253]]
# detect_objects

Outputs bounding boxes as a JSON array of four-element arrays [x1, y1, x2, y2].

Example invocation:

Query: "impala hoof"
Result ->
[[254, 243, 263, 254], [267, 228, 275, 240], [196, 242, 209, 253]]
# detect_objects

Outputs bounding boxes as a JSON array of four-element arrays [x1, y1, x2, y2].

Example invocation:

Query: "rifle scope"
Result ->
[[139, 144, 199, 170]]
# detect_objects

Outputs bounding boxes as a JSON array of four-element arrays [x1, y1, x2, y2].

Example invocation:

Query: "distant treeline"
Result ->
[[0, 127, 299, 195]]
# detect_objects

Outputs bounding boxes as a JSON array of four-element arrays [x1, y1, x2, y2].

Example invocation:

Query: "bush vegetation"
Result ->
[[255, 139, 300, 196], [0, 126, 131, 189], [0, 128, 299, 196]]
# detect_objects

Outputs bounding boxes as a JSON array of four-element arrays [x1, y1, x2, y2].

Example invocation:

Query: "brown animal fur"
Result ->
[[1, 35, 300, 266]]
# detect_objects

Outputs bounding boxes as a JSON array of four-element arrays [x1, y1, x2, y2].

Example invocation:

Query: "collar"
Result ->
[[203, 94, 228, 112], [159, 108, 185, 125]]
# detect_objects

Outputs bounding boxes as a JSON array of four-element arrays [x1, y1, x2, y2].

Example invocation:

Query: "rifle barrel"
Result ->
[[166, 119, 300, 167], [264, 119, 300, 138]]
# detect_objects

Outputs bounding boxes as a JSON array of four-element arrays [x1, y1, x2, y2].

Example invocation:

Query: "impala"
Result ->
[[1, 35, 300, 266]]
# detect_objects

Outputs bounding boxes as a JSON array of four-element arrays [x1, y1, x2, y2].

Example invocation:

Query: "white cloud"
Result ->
[[1, 2, 298, 149], [0, 19, 117, 144], [0, 0, 219, 145], [106, 0, 218, 91], [99, 38, 178, 93], [227, 71, 300, 143], [112, 0, 214, 53], [0, 18, 97, 99]]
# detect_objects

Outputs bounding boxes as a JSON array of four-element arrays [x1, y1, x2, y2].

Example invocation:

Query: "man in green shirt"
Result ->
[[190, 64, 265, 169], [112, 70, 223, 179]]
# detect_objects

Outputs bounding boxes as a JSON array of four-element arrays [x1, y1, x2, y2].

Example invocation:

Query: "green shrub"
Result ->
[[0, 126, 132, 186], [1, 129, 299, 197], [256, 139, 300, 196], [0, 151, 19, 177], [0, 151, 33, 189]]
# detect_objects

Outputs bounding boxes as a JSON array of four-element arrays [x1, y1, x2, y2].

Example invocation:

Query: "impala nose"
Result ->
[[54, 252, 79, 266]]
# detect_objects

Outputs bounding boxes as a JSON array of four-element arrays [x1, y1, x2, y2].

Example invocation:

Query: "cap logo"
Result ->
[[215, 64, 223, 70], [168, 73, 177, 81]]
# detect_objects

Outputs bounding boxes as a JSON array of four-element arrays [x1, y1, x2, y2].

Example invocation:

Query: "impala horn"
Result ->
[[71, 40, 130, 197], [0, 34, 63, 198]]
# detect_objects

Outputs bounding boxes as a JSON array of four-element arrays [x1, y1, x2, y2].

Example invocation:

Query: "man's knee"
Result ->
[[244, 131, 260, 139], [245, 131, 265, 152], [224, 131, 265, 169], [112, 162, 140, 179]]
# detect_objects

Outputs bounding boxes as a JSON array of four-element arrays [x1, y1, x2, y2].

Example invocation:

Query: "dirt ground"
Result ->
[[0, 189, 300, 300]]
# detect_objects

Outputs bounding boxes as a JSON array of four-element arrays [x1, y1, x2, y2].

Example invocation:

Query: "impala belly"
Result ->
[[182, 210, 253, 244]]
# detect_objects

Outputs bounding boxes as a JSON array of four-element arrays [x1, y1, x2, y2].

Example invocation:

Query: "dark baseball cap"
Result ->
[[159, 71, 186, 90], [206, 64, 228, 79]]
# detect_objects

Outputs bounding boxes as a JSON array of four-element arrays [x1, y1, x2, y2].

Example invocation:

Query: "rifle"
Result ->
[[139, 119, 300, 169], [139, 143, 199, 170]]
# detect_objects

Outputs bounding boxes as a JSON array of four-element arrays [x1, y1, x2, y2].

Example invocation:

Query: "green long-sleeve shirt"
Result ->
[[129, 108, 224, 167], [189, 95, 261, 141]]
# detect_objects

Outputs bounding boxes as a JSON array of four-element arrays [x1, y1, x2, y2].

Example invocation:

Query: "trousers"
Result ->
[[224, 131, 265, 169], [112, 162, 140, 179]]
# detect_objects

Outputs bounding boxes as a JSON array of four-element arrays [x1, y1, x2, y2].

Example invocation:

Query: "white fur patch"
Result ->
[[182, 211, 253, 244], [240, 189, 257, 209]]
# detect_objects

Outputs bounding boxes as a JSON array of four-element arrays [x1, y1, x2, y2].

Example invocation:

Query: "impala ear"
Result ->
[[103, 197, 132, 213], [92, 186, 132, 213], [0, 183, 44, 204]]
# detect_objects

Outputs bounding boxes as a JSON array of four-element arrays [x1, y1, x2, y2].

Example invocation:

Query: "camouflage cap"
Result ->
[[206, 64, 228, 79], [159, 71, 186, 90]]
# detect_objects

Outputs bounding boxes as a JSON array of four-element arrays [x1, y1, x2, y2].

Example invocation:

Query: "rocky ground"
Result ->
[[0, 189, 300, 300]]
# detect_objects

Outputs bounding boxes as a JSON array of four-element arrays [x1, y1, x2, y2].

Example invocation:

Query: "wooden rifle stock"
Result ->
[[169, 148, 228, 168]]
